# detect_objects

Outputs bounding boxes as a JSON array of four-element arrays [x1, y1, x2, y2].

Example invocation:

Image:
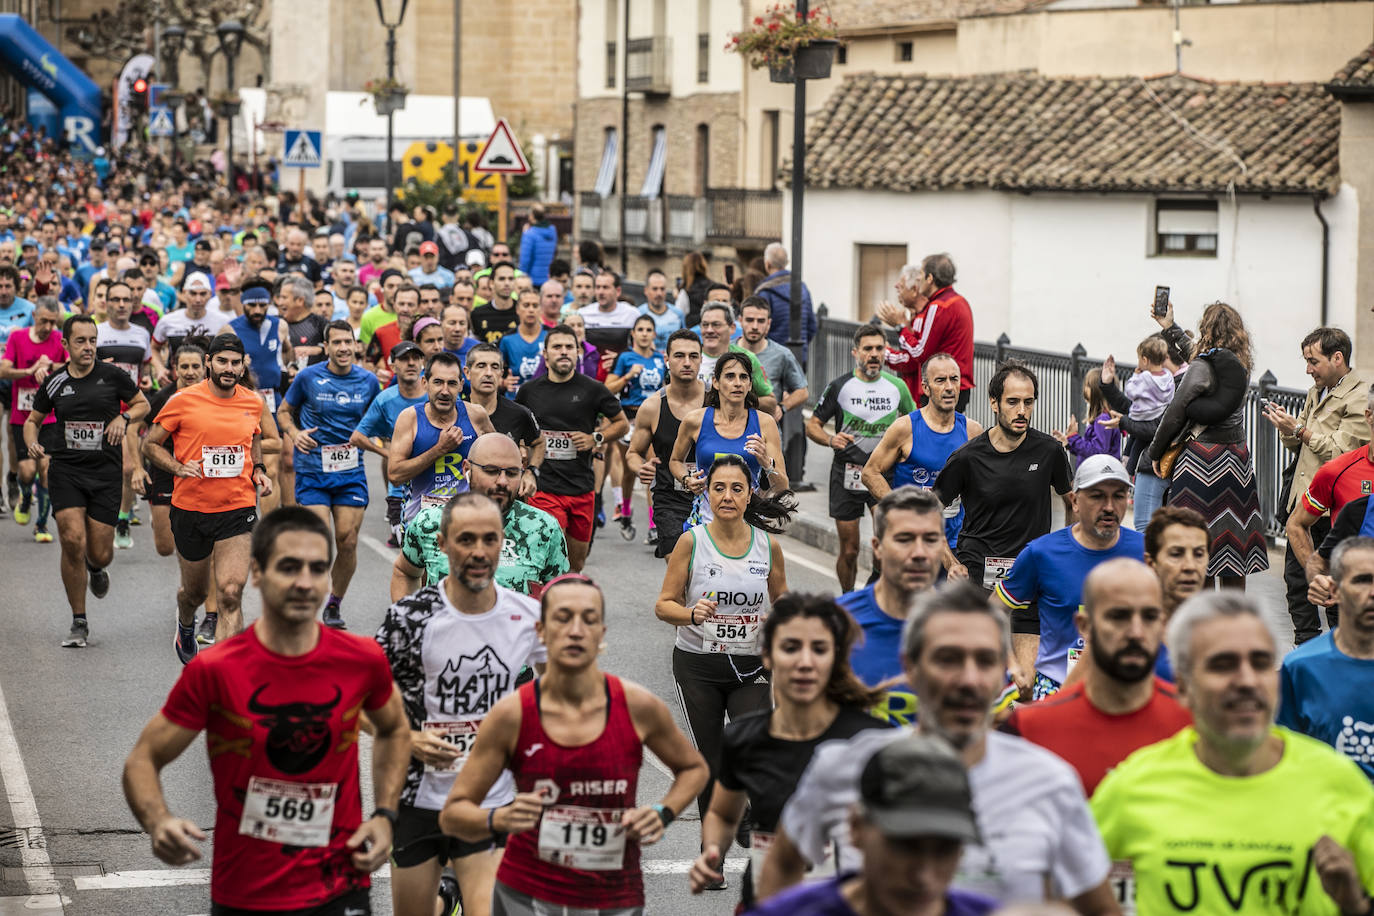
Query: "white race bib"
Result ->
[[116, 362, 140, 384], [321, 444, 358, 473], [984, 556, 1015, 584], [1109, 860, 1136, 916], [1066, 644, 1084, 678], [422, 719, 481, 773], [544, 431, 576, 460], [64, 420, 103, 451], [202, 445, 245, 478], [843, 463, 865, 492], [238, 777, 337, 847], [15, 387, 35, 412], [257, 388, 276, 413], [703, 613, 763, 655], [537, 806, 627, 871]]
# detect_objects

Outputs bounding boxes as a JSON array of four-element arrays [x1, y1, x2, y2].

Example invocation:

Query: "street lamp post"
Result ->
[[787, 0, 809, 364], [160, 23, 185, 87], [216, 20, 245, 192], [374, 0, 411, 227]]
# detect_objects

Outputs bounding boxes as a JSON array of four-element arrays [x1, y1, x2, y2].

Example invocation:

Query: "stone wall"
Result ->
[[574, 92, 739, 196]]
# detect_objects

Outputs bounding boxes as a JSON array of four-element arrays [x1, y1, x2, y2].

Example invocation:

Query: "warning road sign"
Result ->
[[283, 129, 322, 169], [474, 119, 530, 175]]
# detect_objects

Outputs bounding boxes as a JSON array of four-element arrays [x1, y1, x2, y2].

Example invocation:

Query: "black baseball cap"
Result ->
[[390, 341, 422, 362], [858, 735, 980, 843]]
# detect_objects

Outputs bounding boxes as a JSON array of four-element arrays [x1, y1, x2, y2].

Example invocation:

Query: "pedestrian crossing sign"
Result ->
[[283, 129, 322, 169], [148, 107, 174, 137]]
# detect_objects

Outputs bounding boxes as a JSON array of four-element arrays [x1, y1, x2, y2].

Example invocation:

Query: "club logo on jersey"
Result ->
[[858, 395, 894, 411], [248, 683, 341, 773], [639, 367, 664, 390], [436, 646, 511, 716], [534, 777, 560, 803], [703, 589, 765, 608], [519, 355, 540, 379], [748, 563, 769, 578]]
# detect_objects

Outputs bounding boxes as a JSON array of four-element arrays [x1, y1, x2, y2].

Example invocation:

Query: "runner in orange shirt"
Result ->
[[142, 335, 279, 661]]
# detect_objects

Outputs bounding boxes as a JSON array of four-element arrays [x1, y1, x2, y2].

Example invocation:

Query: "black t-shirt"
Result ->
[[470, 302, 518, 346], [31, 361, 139, 472], [1321, 495, 1370, 561], [718, 706, 886, 833], [286, 313, 328, 366], [516, 373, 623, 496], [934, 428, 1073, 585], [485, 395, 540, 451], [277, 254, 321, 284]]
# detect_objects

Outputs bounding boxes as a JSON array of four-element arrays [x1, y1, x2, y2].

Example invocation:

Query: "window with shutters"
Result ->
[[1153, 200, 1218, 257]]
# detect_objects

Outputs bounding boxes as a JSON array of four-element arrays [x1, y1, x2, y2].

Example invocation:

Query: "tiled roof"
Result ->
[[829, 0, 1048, 30], [793, 72, 1339, 195], [1328, 43, 1374, 93]]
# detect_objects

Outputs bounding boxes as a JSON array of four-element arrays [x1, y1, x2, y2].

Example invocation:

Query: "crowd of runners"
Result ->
[[0, 132, 1368, 915]]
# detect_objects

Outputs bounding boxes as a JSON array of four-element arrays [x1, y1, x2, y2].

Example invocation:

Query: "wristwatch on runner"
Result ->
[[253, 462, 268, 475], [593, 431, 605, 446], [526, 465, 540, 481], [651, 803, 674, 828], [370, 806, 399, 828]]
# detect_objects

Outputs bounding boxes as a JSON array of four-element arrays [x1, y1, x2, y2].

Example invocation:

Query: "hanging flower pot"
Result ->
[[768, 38, 838, 83], [730, 4, 840, 81], [362, 78, 411, 116]]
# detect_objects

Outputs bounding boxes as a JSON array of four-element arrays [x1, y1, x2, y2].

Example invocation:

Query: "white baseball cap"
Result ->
[[184, 272, 212, 292], [1074, 454, 1132, 491]]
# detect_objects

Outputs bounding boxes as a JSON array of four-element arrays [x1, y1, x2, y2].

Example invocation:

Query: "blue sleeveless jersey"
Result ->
[[894, 410, 967, 547], [403, 402, 477, 520]]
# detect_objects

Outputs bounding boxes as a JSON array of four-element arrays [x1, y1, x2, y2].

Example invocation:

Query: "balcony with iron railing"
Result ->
[[626, 36, 671, 96], [580, 188, 782, 251]]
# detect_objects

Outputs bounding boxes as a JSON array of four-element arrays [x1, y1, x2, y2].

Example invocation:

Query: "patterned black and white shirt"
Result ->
[[376, 581, 545, 810]]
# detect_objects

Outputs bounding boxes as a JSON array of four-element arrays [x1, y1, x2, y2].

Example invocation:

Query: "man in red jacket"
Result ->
[[877, 254, 975, 410]]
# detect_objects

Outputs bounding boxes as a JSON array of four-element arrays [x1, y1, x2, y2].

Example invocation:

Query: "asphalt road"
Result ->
[[0, 458, 846, 916], [0, 452, 1295, 916]]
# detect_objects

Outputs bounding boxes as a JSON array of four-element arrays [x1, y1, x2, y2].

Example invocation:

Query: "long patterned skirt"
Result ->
[[1167, 441, 1270, 578]]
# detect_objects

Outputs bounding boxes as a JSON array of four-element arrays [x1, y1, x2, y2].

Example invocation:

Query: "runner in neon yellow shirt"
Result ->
[[1092, 593, 1374, 916]]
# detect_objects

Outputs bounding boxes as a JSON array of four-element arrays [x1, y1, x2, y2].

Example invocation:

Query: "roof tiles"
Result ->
[[794, 72, 1339, 195]]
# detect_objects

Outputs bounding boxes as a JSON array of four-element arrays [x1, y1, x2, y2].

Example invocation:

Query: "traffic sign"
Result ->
[[148, 83, 169, 109], [283, 129, 323, 169], [148, 107, 174, 137], [473, 118, 529, 175]]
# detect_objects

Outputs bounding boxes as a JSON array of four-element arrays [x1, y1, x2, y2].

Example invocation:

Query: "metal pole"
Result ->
[[385, 23, 396, 228], [225, 52, 236, 192], [618, 0, 628, 275], [452, 0, 461, 156], [787, 0, 807, 358]]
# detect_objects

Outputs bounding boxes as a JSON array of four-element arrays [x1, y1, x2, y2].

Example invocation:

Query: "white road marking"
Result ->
[[778, 542, 838, 579], [643, 749, 675, 781], [0, 676, 60, 897], [65, 857, 737, 891], [360, 533, 397, 562]]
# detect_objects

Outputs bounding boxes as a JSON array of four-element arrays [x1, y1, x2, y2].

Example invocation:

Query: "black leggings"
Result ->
[[671, 647, 771, 817]]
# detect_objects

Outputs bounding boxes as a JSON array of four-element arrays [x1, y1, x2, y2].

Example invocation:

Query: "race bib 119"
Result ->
[[537, 806, 627, 871]]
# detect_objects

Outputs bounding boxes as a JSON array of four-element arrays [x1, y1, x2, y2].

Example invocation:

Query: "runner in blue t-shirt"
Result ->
[[605, 316, 670, 535], [994, 455, 1144, 700], [1279, 535, 1374, 781], [497, 289, 547, 393], [349, 340, 428, 548], [277, 320, 380, 629], [837, 486, 948, 726]]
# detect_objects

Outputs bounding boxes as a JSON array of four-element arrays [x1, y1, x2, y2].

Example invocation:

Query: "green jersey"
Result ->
[[402, 499, 570, 595], [812, 369, 915, 467]]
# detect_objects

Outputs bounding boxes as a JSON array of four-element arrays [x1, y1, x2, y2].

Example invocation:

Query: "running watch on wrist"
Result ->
[[526, 465, 541, 480], [253, 462, 268, 475], [593, 431, 605, 446], [119, 412, 130, 423], [651, 803, 674, 828], [371, 806, 399, 828]]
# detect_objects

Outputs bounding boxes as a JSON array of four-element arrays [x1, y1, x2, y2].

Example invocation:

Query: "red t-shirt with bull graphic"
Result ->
[[161, 624, 395, 909]]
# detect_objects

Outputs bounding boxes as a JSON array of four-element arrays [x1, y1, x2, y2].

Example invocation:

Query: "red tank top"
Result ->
[[496, 674, 645, 908]]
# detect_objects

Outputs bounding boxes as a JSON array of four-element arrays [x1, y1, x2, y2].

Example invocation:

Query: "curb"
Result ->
[[781, 509, 875, 568]]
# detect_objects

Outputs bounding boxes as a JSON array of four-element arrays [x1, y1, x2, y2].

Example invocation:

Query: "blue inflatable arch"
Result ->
[[0, 14, 101, 152]]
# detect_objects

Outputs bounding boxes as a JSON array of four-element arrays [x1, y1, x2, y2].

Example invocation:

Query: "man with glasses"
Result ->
[[392, 432, 567, 598], [138, 249, 176, 313], [96, 280, 154, 546]]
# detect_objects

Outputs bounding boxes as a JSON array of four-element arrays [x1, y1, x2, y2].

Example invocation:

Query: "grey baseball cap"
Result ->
[[1074, 454, 1131, 492], [858, 734, 980, 843]]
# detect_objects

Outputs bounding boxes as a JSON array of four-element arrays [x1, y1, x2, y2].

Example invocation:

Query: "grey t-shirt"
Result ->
[[752, 340, 807, 395]]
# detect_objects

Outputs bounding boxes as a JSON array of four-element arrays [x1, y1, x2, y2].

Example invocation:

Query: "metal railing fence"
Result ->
[[806, 316, 1307, 540]]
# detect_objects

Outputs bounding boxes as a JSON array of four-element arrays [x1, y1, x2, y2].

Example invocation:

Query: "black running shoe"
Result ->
[[88, 565, 110, 599]]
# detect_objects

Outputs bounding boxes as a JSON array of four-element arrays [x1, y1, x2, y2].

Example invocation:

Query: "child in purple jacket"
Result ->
[[1054, 367, 1122, 461]]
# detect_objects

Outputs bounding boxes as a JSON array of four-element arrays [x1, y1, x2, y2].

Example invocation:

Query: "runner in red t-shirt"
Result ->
[[1289, 439, 1374, 630], [123, 507, 411, 915], [1002, 558, 1192, 795], [439, 574, 708, 914]]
